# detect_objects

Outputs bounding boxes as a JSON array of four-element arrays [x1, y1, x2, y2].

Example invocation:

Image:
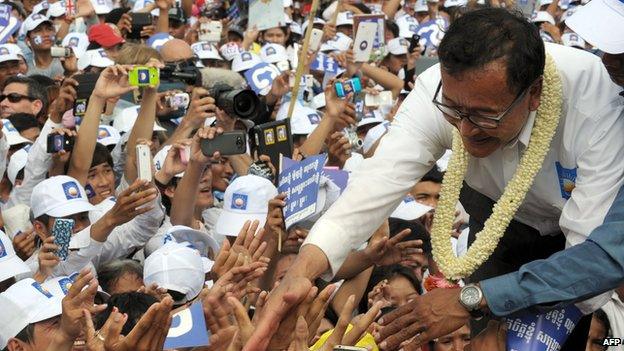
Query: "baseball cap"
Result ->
[[192, 41, 223, 60], [396, 15, 420, 38], [561, 32, 587, 49], [0, 231, 30, 283], [215, 175, 278, 237], [567, 0, 624, 54], [132, 0, 159, 16], [97, 125, 121, 146], [290, 21, 302, 36], [0, 278, 63, 348], [260, 43, 288, 64], [386, 37, 409, 55], [0, 44, 20, 64], [42, 274, 111, 301], [231, 51, 262, 72], [77, 48, 114, 70], [357, 109, 385, 128], [7, 146, 28, 185], [320, 32, 353, 52], [290, 106, 321, 135], [91, 0, 114, 14], [46, 1, 65, 18], [336, 11, 354, 27], [31, 1, 49, 15], [1, 120, 31, 146], [301, 17, 326, 33], [88, 23, 125, 48], [21, 13, 52, 34], [146, 32, 173, 51], [414, 0, 428, 12], [444, 0, 468, 7], [30, 175, 95, 218], [166, 225, 220, 258], [113, 105, 167, 133], [363, 120, 389, 154], [153, 145, 184, 178], [143, 242, 205, 304], [531, 11, 556, 25], [219, 42, 243, 61], [61, 32, 89, 58], [390, 195, 433, 220], [560, 6, 582, 23]]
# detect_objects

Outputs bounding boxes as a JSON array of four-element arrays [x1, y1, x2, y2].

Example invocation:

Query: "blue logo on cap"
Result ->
[[307, 113, 320, 124], [266, 47, 276, 55], [32, 282, 53, 298], [58, 277, 73, 295], [68, 37, 79, 47], [3, 120, 17, 132], [62, 181, 82, 200], [0, 47, 8, 55], [403, 195, 415, 203], [0, 239, 6, 258], [97, 127, 111, 139], [201, 42, 210, 51], [163, 233, 174, 244], [241, 52, 252, 61], [231, 193, 248, 210]]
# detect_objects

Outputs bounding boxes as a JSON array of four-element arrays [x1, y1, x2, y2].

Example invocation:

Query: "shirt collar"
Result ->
[[504, 110, 536, 149]]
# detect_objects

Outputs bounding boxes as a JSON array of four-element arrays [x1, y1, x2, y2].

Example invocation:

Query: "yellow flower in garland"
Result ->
[[430, 54, 563, 280]]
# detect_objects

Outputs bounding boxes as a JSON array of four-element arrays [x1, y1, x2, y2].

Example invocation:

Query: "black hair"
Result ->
[[421, 165, 443, 184], [97, 259, 144, 294], [388, 217, 432, 254], [95, 292, 158, 336], [594, 308, 612, 339], [2, 76, 49, 119], [91, 142, 114, 169], [105, 7, 130, 25], [3, 323, 36, 350], [359, 264, 423, 313], [6, 113, 39, 132], [438, 8, 545, 94], [28, 74, 56, 89], [385, 20, 400, 39]]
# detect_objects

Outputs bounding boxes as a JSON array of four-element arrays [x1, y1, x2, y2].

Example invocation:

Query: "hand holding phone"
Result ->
[[47, 133, 75, 153], [200, 131, 247, 157], [52, 218, 75, 260], [136, 144, 153, 182], [129, 66, 160, 87]]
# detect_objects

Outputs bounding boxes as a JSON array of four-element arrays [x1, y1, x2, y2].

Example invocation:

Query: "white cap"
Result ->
[[91, 0, 114, 14], [561, 32, 587, 49], [290, 21, 302, 36], [336, 11, 354, 27], [312, 92, 326, 109], [301, 17, 326, 33], [260, 43, 288, 64], [97, 125, 121, 146], [153, 145, 184, 178], [0, 278, 63, 349], [1, 120, 31, 146], [357, 109, 385, 128], [165, 225, 220, 258], [444, 0, 468, 7], [0, 19, 21, 50], [531, 11, 556, 25], [0, 44, 20, 63], [567, 0, 624, 54], [320, 32, 353, 52], [144, 242, 205, 304], [77, 48, 114, 70], [30, 175, 95, 218], [61, 32, 89, 58], [560, 6, 581, 23], [362, 120, 389, 154], [7, 146, 29, 185], [113, 105, 167, 133], [387, 37, 409, 55], [390, 195, 433, 220], [192, 41, 223, 60], [3, 44, 24, 59], [540, 0, 554, 5], [46, 1, 65, 18], [219, 42, 244, 61], [396, 15, 419, 38], [21, 13, 52, 34], [0, 231, 30, 283], [290, 106, 321, 135], [32, 1, 50, 15], [215, 175, 278, 237], [42, 274, 111, 300], [283, 0, 293, 7], [414, 0, 428, 12], [231, 51, 262, 72], [132, 0, 159, 16]]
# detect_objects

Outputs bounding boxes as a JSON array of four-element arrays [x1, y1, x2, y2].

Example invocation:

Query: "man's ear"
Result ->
[[32, 100, 43, 116], [7, 338, 28, 351], [32, 219, 48, 241], [528, 76, 543, 112]]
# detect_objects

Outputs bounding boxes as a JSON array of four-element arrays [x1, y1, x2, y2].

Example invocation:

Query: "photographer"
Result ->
[[23, 14, 64, 78]]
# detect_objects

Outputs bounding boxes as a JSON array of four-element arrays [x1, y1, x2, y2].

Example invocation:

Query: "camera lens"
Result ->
[[236, 137, 243, 146], [232, 90, 260, 119]]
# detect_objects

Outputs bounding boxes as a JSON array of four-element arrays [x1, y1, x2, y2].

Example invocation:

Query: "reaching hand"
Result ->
[[231, 220, 269, 263], [49, 78, 78, 122], [185, 88, 217, 128], [92, 65, 138, 101], [102, 179, 159, 227], [137, 283, 171, 301], [364, 228, 424, 267], [60, 269, 107, 340], [162, 140, 191, 178], [323, 81, 356, 129], [318, 296, 383, 351], [190, 127, 219, 166]]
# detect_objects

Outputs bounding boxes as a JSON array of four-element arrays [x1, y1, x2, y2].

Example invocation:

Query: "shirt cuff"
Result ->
[[303, 220, 354, 281], [480, 273, 530, 316]]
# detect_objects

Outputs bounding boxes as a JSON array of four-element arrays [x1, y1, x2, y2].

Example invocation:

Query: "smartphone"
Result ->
[[199, 21, 222, 43], [73, 72, 99, 116], [47, 133, 74, 153], [353, 21, 377, 62], [364, 90, 393, 107], [52, 218, 74, 261], [179, 145, 190, 164], [129, 13, 153, 39], [165, 92, 190, 109], [51, 46, 71, 58], [334, 77, 362, 98], [200, 131, 247, 157], [252, 119, 292, 174], [136, 144, 153, 182], [408, 33, 421, 53], [128, 66, 159, 87], [309, 28, 324, 52]]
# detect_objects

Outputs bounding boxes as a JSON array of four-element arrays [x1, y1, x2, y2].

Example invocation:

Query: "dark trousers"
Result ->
[[459, 184, 590, 350]]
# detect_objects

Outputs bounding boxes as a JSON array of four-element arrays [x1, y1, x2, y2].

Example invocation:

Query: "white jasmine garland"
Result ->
[[430, 54, 563, 280]]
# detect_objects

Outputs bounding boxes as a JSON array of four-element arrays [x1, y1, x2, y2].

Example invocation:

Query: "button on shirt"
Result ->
[[304, 43, 624, 313]]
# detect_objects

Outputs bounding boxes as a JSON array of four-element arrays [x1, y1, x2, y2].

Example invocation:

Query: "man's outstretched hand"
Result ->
[[375, 287, 471, 350]]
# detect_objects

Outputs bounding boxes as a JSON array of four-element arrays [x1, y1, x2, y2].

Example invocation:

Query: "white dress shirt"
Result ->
[[304, 43, 624, 312]]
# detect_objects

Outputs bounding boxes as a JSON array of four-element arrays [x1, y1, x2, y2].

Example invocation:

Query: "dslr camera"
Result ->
[[209, 84, 262, 121]]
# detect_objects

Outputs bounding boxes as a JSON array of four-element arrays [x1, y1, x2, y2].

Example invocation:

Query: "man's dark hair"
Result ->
[[389, 217, 432, 254], [385, 20, 400, 39], [95, 292, 158, 336], [421, 165, 443, 184], [594, 308, 612, 339], [7, 113, 39, 132], [2, 76, 49, 118], [2, 323, 35, 350], [438, 8, 545, 94], [91, 142, 114, 169], [97, 259, 144, 294]]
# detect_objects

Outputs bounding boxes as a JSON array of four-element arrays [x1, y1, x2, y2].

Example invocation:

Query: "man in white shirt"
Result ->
[[245, 8, 624, 351]]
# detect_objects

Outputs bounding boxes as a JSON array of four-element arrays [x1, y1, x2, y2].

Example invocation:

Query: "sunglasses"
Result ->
[[0, 93, 35, 103]]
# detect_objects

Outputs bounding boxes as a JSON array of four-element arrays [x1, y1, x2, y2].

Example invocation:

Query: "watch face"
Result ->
[[461, 286, 481, 306]]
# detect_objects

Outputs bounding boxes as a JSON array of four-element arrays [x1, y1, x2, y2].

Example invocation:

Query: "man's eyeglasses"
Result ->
[[431, 80, 532, 129], [0, 93, 36, 103]]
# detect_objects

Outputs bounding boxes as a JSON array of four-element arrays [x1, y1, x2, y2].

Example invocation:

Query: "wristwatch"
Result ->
[[459, 284, 485, 320]]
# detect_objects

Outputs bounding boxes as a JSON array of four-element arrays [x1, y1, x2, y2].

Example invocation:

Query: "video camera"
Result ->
[[160, 61, 202, 86], [210, 83, 262, 121]]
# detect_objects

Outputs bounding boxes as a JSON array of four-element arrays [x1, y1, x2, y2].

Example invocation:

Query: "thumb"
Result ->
[[103, 309, 128, 348]]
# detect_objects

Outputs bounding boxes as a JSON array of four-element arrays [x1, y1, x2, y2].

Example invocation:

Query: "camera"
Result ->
[[51, 47, 71, 58], [345, 128, 363, 151], [160, 62, 202, 86], [210, 84, 261, 120], [47, 133, 74, 153], [165, 92, 190, 109]]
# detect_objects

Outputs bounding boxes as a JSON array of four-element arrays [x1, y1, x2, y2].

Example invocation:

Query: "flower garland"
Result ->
[[430, 54, 563, 280]]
